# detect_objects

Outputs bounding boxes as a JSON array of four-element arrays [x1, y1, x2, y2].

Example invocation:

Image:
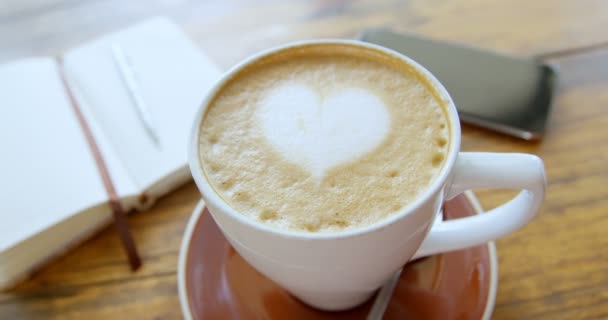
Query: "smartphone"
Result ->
[[360, 29, 557, 140]]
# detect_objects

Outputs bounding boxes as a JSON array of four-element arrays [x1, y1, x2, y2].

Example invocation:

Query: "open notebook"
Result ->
[[0, 17, 221, 289]]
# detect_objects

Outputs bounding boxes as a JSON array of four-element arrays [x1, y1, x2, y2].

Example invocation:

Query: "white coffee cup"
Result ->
[[188, 39, 546, 311]]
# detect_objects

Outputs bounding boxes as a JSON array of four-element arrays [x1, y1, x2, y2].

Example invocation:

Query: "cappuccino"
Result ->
[[198, 43, 450, 233]]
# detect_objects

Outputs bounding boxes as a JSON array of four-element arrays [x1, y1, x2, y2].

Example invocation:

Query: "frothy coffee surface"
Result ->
[[199, 44, 450, 233]]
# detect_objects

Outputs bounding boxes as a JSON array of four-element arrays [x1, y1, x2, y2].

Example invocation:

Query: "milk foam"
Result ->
[[199, 46, 450, 233], [258, 83, 390, 178]]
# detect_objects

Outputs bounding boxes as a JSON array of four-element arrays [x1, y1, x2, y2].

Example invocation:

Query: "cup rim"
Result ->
[[188, 39, 462, 240]]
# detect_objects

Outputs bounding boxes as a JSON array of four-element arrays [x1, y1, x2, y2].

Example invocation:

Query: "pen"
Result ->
[[111, 44, 161, 145]]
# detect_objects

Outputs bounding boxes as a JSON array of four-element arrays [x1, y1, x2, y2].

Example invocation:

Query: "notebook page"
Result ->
[[62, 17, 222, 192], [0, 58, 107, 252], [61, 67, 139, 201]]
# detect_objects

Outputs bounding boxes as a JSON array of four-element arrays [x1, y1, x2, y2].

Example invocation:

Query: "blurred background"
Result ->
[[2, 0, 608, 67]]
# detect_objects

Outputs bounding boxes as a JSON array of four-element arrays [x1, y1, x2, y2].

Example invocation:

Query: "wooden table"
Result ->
[[1, 1, 607, 319]]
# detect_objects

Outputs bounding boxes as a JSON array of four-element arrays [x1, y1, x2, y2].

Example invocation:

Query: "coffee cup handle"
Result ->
[[413, 152, 546, 259]]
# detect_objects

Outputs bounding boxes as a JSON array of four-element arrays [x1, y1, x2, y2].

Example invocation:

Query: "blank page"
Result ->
[[62, 18, 222, 192], [0, 58, 107, 252]]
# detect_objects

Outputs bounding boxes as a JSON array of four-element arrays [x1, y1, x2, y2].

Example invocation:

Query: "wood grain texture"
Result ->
[[1, 0, 607, 319], [470, 48, 608, 320]]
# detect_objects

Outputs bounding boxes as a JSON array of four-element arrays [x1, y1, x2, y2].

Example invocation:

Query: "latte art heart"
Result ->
[[199, 48, 450, 233], [257, 84, 390, 178]]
